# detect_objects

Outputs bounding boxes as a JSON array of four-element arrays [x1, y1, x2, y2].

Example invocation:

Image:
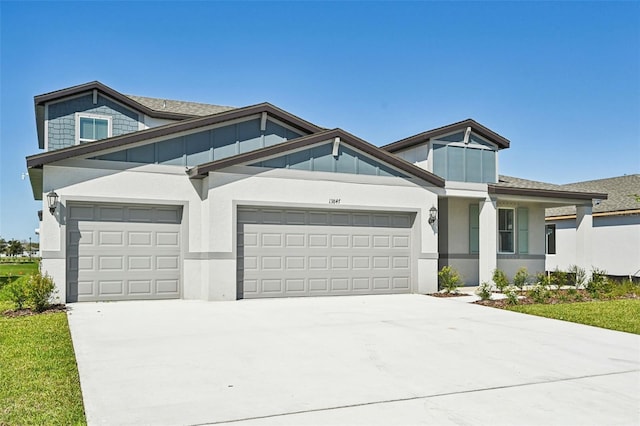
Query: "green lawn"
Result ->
[[508, 299, 640, 334], [0, 261, 40, 287], [0, 301, 86, 425]]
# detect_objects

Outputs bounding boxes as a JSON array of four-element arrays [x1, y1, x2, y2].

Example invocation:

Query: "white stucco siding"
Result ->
[[40, 162, 204, 302], [39, 161, 440, 302], [546, 215, 640, 276], [393, 145, 429, 171], [446, 197, 473, 254], [206, 166, 440, 299]]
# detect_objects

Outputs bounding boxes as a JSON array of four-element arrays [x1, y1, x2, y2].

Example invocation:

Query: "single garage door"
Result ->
[[237, 207, 414, 298], [67, 203, 182, 302]]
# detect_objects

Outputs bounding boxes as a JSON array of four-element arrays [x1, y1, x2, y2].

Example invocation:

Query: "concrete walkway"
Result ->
[[67, 294, 640, 425]]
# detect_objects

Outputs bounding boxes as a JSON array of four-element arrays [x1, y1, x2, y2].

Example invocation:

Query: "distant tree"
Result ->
[[0, 237, 6, 254], [6, 239, 24, 256]]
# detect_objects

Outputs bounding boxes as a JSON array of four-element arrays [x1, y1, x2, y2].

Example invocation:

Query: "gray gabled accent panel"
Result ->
[[250, 143, 407, 178], [90, 119, 302, 167]]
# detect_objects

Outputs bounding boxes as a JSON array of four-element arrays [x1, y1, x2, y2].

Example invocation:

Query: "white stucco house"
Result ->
[[26, 81, 607, 302], [546, 175, 640, 279]]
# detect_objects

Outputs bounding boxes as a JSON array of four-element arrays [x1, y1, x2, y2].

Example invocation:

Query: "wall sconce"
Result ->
[[47, 190, 59, 214], [428, 205, 438, 224]]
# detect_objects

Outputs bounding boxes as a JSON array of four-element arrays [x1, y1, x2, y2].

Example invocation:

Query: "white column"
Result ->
[[479, 197, 497, 284], [575, 205, 593, 273]]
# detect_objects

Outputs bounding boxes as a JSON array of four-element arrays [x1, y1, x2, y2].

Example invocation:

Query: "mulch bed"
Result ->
[[2, 304, 67, 318], [474, 289, 639, 308], [429, 292, 472, 298]]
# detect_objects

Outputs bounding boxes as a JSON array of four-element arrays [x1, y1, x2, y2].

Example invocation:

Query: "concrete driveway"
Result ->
[[67, 295, 640, 425]]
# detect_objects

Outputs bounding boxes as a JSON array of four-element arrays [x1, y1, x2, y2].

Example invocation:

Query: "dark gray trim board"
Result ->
[[188, 129, 446, 187], [497, 254, 546, 260], [382, 118, 511, 152], [439, 254, 479, 260], [488, 184, 607, 201]]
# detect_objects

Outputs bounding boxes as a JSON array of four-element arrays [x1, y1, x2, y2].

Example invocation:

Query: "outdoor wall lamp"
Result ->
[[428, 206, 438, 224], [47, 190, 59, 214]]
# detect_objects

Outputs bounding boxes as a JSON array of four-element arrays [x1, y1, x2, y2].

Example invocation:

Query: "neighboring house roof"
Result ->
[[27, 102, 324, 168], [188, 128, 446, 187], [34, 81, 235, 149], [489, 175, 608, 201], [382, 118, 511, 152], [125, 94, 235, 117], [546, 174, 640, 218]]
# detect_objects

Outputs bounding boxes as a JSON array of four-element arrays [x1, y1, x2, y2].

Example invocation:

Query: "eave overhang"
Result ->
[[188, 128, 446, 187], [34, 81, 201, 149], [27, 103, 324, 169], [382, 118, 510, 153], [488, 184, 608, 201]]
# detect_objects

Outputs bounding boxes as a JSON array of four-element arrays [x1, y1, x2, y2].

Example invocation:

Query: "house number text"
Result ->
[[329, 198, 341, 204]]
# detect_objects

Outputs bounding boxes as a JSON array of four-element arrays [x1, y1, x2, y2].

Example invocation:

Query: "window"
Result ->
[[431, 143, 497, 183], [498, 208, 514, 253], [546, 224, 556, 255], [76, 113, 111, 144]]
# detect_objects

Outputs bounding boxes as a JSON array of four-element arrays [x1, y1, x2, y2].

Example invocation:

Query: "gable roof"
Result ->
[[546, 174, 640, 218], [27, 102, 324, 169], [382, 118, 510, 152], [489, 175, 608, 201], [188, 128, 446, 187], [34, 81, 236, 149]]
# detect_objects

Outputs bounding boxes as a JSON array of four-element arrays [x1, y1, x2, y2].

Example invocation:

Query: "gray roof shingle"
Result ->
[[495, 175, 567, 191], [546, 174, 640, 217], [125, 94, 235, 117]]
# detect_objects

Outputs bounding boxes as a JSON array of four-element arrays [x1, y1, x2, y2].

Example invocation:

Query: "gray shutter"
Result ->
[[469, 204, 479, 254], [518, 207, 529, 254]]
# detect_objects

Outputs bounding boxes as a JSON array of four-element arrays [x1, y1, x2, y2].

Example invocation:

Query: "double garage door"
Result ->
[[67, 203, 182, 302], [238, 208, 415, 298]]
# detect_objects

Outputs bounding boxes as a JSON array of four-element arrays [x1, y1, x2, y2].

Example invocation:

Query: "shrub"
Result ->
[[3, 277, 28, 310], [528, 283, 551, 304], [492, 268, 509, 292], [504, 286, 519, 305], [476, 282, 492, 301], [1, 272, 56, 312], [549, 268, 569, 291], [586, 267, 610, 298], [513, 267, 529, 289], [438, 266, 462, 293], [568, 265, 587, 289], [25, 272, 56, 312], [535, 271, 552, 287]]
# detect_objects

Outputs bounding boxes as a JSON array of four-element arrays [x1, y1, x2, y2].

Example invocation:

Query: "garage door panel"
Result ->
[[67, 203, 181, 302], [238, 208, 413, 299]]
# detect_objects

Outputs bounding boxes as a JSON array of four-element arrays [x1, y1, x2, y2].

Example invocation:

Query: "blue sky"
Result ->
[[1, 1, 639, 242]]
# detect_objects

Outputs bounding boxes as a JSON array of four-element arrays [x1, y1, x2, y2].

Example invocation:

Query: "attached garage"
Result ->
[[237, 207, 415, 298], [66, 203, 182, 302]]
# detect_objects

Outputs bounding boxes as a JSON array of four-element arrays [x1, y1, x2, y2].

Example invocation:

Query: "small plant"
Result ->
[[0, 272, 56, 312], [476, 282, 492, 301], [25, 272, 56, 312], [504, 285, 519, 305], [492, 268, 509, 292], [513, 267, 529, 290], [528, 283, 551, 304], [586, 267, 610, 298], [549, 268, 568, 291], [438, 266, 462, 293], [568, 265, 587, 289], [535, 271, 552, 287], [3, 277, 28, 310]]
